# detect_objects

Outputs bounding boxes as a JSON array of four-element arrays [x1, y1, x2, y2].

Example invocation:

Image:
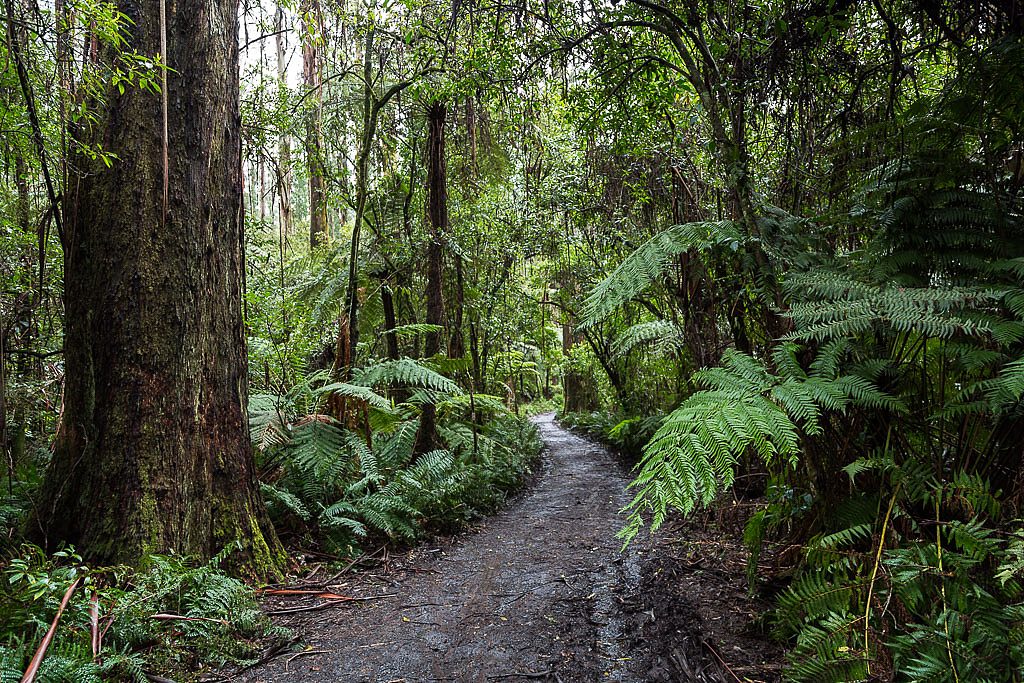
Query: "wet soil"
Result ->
[[239, 413, 782, 682]]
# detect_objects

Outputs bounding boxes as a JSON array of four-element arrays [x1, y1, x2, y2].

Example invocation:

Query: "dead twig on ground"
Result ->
[[265, 593, 398, 615], [701, 638, 742, 682], [486, 671, 554, 679]]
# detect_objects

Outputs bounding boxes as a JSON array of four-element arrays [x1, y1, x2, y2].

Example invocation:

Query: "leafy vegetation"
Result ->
[[2, 0, 1023, 678], [0, 547, 284, 681]]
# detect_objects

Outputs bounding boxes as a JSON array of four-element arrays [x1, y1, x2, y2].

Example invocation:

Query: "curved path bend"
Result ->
[[242, 413, 658, 682]]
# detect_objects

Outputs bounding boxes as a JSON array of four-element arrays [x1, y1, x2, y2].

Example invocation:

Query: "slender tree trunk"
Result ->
[[302, 0, 327, 249], [449, 255, 465, 358], [465, 94, 477, 177], [344, 28, 374, 369], [1, 314, 7, 492], [424, 101, 449, 353], [381, 280, 400, 362], [274, 3, 292, 238], [417, 101, 448, 454], [31, 0, 284, 577], [7, 0, 36, 481]]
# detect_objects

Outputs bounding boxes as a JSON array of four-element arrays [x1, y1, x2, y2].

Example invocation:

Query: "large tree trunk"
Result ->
[[31, 0, 284, 578], [302, 0, 328, 249], [417, 101, 448, 454]]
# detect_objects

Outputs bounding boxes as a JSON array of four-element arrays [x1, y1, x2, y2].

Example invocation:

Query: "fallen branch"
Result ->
[[700, 638, 742, 683], [223, 636, 301, 680], [150, 613, 229, 627], [89, 591, 100, 660], [262, 589, 353, 597], [285, 648, 335, 670], [21, 577, 80, 683], [264, 593, 397, 616], [266, 547, 383, 592], [486, 671, 553, 680]]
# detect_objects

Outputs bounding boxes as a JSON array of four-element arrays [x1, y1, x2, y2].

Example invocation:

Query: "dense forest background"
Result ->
[[1, 0, 1023, 680]]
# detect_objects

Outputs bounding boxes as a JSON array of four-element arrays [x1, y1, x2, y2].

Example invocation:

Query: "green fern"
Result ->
[[315, 381, 394, 411], [353, 358, 462, 396], [610, 319, 687, 358], [581, 220, 741, 325]]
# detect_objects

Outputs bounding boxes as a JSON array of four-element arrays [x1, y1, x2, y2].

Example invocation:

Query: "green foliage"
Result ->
[[618, 346, 898, 543], [581, 220, 741, 326], [352, 359, 463, 396], [559, 411, 664, 456], [774, 463, 1024, 683], [610, 320, 687, 359], [0, 546, 286, 681], [252, 358, 542, 554]]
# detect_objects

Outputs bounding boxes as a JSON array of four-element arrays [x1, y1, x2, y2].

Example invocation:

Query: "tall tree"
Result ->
[[302, 0, 328, 249], [30, 0, 284, 576], [274, 2, 293, 238], [417, 100, 448, 453]]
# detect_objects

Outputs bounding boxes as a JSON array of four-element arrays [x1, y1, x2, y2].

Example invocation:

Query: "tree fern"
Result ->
[[610, 319, 687, 358], [286, 417, 351, 483], [352, 358, 462, 395], [581, 220, 741, 325], [620, 347, 900, 543], [315, 381, 393, 411]]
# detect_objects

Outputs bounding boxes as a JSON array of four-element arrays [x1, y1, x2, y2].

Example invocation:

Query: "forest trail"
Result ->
[[242, 413, 675, 682]]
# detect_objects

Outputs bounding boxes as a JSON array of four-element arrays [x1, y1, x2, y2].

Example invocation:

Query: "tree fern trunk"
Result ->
[[31, 0, 284, 579]]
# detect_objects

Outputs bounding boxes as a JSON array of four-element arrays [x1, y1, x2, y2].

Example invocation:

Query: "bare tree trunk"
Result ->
[[1, 312, 7, 493], [343, 28, 374, 369], [302, 0, 328, 249], [275, 3, 292, 239], [31, 0, 284, 578], [417, 101, 448, 454]]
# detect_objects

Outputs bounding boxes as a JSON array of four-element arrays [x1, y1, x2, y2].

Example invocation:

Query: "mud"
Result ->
[[239, 413, 765, 682]]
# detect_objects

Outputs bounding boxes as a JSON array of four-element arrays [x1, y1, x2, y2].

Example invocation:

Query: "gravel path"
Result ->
[[240, 412, 660, 682]]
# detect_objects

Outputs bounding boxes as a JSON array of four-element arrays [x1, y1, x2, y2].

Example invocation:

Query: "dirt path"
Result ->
[[241, 413, 666, 682]]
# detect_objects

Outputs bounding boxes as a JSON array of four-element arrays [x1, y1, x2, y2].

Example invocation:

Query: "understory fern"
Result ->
[[610, 319, 687, 359], [581, 220, 741, 325], [776, 462, 1024, 682], [252, 358, 541, 553], [0, 547, 283, 682], [619, 344, 899, 543]]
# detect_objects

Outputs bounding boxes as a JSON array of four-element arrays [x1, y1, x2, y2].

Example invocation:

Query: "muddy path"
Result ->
[[240, 413, 728, 682]]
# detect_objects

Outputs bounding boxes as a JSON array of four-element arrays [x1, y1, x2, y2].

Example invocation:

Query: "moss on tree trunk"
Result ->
[[30, 0, 284, 579]]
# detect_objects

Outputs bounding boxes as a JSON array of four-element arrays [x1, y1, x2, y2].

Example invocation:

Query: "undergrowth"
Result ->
[[0, 546, 286, 682], [558, 410, 664, 458], [252, 360, 543, 555], [0, 354, 542, 680], [574, 40, 1024, 681]]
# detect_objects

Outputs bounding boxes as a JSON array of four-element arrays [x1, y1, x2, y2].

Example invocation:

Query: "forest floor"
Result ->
[[236, 413, 783, 682]]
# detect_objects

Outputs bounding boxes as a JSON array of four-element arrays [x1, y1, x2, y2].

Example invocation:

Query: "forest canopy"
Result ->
[[1, 0, 1023, 680]]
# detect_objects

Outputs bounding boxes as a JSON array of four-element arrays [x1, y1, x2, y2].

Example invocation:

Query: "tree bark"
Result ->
[[274, 3, 292, 239], [31, 0, 284, 578], [344, 28, 373, 371], [302, 0, 328, 249], [417, 101, 448, 454], [561, 316, 598, 413]]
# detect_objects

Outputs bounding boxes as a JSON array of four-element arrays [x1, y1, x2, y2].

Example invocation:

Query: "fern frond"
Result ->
[[610, 319, 687, 358], [581, 220, 741, 325], [315, 382, 393, 411], [353, 359, 462, 395]]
